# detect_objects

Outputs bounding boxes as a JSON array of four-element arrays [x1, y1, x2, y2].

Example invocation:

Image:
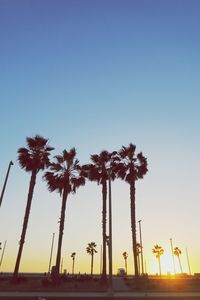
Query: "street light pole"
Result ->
[[0, 161, 13, 207], [186, 247, 191, 275], [170, 238, 176, 275], [138, 220, 144, 275], [48, 232, 55, 274], [108, 174, 113, 292], [0, 241, 7, 270]]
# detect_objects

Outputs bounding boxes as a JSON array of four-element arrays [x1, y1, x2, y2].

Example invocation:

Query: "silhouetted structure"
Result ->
[[44, 148, 85, 281], [152, 244, 164, 276], [0, 160, 13, 207], [86, 242, 97, 275], [13, 135, 54, 280], [174, 246, 183, 273], [81, 150, 119, 283], [122, 251, 128, 275], [71, 252, 76, 275], [117, 144, 148, 278]]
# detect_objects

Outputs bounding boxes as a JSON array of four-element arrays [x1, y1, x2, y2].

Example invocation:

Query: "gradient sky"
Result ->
[[0, 0, 200, 275]]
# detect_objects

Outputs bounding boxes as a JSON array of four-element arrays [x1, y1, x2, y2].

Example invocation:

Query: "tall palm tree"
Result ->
[[174, 247, 183, 273], [122, 251, 128, 275], [86, 242, 98, 276], [152, 244, 164, 276], [44, 148, 85, 280], [117, 144, 148, 278], [71, 252, 76, 275], [13, 135, 54, 279], [81, 150, 119, 282]]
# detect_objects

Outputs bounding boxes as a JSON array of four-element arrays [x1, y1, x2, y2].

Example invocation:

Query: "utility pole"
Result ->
[[186, 247, 191, 275], [0, 161, 13, 207], [0, 241, 7, 270], [138, 220, 144, 275], [48, 233, 55, 273], [108, 174, 113, 294], [170, 238, 176, 275]]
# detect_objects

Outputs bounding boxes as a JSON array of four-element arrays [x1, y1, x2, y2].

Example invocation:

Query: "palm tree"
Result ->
[[152, 244, 164, 276], [136, 243, 142, 275], [117, 144, 148, 278], [174, 247, 183, 273], [122, 251, 128, 275], [13, 135, 54, 279], [71, 252, 76, 275], [86, 242, 98, 276], [81, 150, 119, 282], [44, 148, 85, 280]]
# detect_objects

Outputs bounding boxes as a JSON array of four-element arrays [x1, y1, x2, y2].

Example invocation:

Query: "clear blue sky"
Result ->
[[0, 0, 200, 274]]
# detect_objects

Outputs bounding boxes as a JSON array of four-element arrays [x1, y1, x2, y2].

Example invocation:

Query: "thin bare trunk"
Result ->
[[158, 256, 162, 276], [91, 253, 94, 276], [13, 170, 37, 278], [55, 186, 68, 278], [130, 181, 139, 278], [101, 180, 107, 282]]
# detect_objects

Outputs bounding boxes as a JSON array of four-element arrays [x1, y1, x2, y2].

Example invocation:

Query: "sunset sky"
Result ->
[[0, 0, 200, 275]]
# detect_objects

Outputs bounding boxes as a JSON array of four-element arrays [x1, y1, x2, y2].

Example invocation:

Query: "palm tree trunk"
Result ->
[[55, 186, 68, 278], [72, 259, 75, 275], [125, 259, 127, 275], [101, 180, 107, 282], [91, 253, 94, 276], [158, 256, 162, 276], [13, 170, 37, 279], [130, 181, 139, 278], [138, 255, 140, 275]]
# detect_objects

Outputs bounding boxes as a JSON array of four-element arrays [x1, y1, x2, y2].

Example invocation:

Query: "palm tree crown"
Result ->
[[13, 135, 54, 279], [86, 242, 98, 255], [18, 135, 54, 173], [44, 148, 85, 195], [152, 244, 164, 258], [117, 143, 148, 183]]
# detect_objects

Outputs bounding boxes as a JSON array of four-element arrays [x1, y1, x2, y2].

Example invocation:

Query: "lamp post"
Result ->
[[48, 233, 55, 274], [186, 247, 191, 275], [138, 220, 144, 275], [0, 241, 7, 270], [170, 238, 176, 275], [0, 161, 13, 207], [108, 173, 113, 294]]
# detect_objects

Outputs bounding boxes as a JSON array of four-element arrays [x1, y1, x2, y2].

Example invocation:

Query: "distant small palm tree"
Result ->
[[13, 135, 54, 279], [122, 251, 128, 275], [86, 242, 98, 275], [44, 148, 85, 280], [152, 244, 164, 276], [174, 247, 183, 273], [136, 243, 142, 275], [71, 252, 76, 275]]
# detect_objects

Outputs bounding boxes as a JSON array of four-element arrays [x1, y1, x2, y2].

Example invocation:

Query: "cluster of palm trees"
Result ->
[[11, 135, 148, 282], [152, 244, 187, 276]]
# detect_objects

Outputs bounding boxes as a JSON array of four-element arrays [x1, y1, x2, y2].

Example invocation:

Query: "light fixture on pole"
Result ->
[[0, 161, 13, 207], [138, 220, 144, 275]]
